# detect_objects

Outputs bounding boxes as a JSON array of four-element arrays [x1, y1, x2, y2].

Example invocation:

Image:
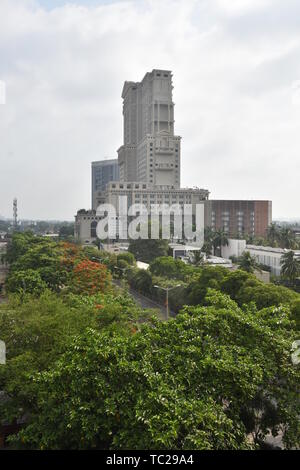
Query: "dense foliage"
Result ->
[[128, 238, 169, 263], [128, 257, 300, 323], [10, 290, 300, 450], [0, 233, 153, 441], [0, 232, 299, 450]]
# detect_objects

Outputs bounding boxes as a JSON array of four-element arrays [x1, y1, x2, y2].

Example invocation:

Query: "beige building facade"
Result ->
[[118, 70, 181, 188]]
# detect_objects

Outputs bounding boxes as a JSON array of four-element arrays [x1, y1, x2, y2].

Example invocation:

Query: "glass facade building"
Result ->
[[91, 159, 119, 209]]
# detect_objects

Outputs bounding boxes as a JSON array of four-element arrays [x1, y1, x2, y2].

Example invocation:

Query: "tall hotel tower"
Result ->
[[75, 68, 271, 243], [118, 70, 181, 188]]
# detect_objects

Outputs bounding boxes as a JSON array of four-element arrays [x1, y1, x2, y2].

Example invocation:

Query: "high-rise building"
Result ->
[[204, 200, 272, 237], [118, 70, 181, 188], [75, 69, 272, 245], [91, 159, 119, 210]]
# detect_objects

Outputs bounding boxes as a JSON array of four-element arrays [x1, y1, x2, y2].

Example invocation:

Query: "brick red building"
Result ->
[[204, 200, 272, 238]]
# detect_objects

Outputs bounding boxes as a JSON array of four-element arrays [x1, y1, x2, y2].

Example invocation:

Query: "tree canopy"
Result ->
[[10, 290, 300, 450], [128, 238, 169, 263], [1, 232, 299, 450]]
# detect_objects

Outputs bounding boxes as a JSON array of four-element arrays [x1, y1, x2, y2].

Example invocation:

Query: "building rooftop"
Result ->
[[246, 244, 300, 255], [92, 158, 118, 165]]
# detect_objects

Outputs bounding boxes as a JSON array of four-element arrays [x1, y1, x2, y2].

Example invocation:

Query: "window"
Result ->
[[91, 221, 97, 238]]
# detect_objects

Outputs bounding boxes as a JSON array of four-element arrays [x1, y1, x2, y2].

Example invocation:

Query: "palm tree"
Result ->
[[202, 241, 213, 256], [280, 251, 300, 284], [192, 250, 205, 267], [213, 229, 229, 257], [204, 227, 215, 243], [203, 227, 215, 255], [245, 233, 255, 244], [238, 251, 261, 273], [279, 227, 296, 249], [267, 223, 280, 246]]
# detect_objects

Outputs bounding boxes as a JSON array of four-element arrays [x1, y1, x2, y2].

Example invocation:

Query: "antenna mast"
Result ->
[[13, 198, 18, 229]]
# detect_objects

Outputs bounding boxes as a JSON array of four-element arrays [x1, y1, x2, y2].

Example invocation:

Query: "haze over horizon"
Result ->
[[0, 0, 300, 220]]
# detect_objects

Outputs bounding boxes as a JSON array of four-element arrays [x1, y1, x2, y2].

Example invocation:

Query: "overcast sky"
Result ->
[[0, 0, 299, 220]]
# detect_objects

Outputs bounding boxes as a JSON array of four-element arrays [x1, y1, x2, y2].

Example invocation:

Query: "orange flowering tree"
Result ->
[[59, 242, 83, 273], [72, 259, 111, 295]]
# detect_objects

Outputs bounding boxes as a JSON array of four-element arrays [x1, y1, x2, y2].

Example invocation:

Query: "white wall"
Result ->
[[246, 247, 283, 276], [221, 239, 246, 259]]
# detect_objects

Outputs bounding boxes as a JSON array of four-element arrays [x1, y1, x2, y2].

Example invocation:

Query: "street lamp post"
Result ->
[[154, 284, 181, 321]]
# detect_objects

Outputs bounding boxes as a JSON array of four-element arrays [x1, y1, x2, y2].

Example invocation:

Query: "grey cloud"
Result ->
[[0, 0, 299, 220]]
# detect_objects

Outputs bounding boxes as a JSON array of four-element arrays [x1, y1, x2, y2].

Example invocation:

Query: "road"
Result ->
[[113, 280, 175, 321], [128, 288, 168, 321]]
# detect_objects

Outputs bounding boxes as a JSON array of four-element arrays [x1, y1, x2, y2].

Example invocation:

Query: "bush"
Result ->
[[117, 252, 135, 266]]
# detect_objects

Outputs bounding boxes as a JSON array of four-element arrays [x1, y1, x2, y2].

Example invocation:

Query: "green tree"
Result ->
[[0, 292, 99, 426], [12, 290, 299, 450], [0, 287, 152, 431], [221, 269, 254, 300], [149, 256, 189, 280], [280, 251, 300, 284], [5, 232, 39, 265], [279, 227, 297, 249], [191, 250, 205, 267], [116, 252, 136, 266], [59, 224, 74, 240], [203, 227, 215, 255], [236, 278, 298, 310], [127, 268, 153, 295], [186, 266, 228, 305], [290, 299, 300, 330], [212, 229, 229, 256], [267, 223, 280, 246], [128, 238, 169, 263], [201, 241, 213, 256], [6, 234, 69, 292], [237, 251, 261, 273], [6, 269, 47, 296]]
